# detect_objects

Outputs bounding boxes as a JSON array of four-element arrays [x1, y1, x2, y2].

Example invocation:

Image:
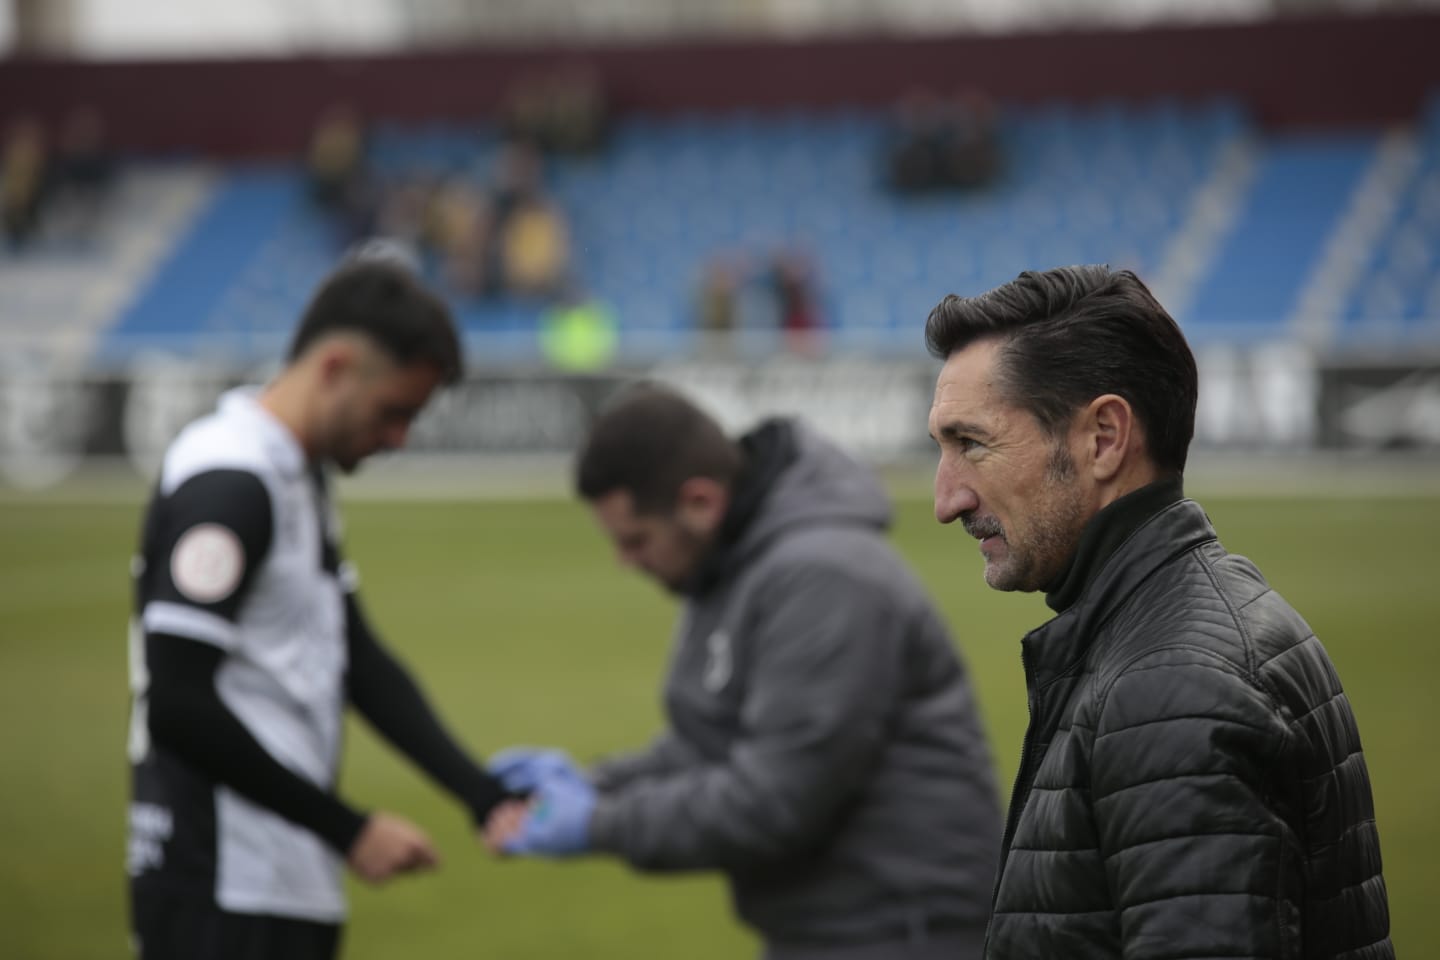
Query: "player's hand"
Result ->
[[499, 774, 596, 858], [482, 798, 531, 855], [347, 812, 440, 884]]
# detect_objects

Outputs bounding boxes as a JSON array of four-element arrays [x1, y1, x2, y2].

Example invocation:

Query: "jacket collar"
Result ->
[[1044, 476, 1185, 614], [1023, 484, 1218, 688]]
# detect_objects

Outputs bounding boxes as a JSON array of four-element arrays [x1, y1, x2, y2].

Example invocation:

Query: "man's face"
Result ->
[[321, 345, 442, 474], [589, 488, 716, 595], [929, 338, 1091, 592]]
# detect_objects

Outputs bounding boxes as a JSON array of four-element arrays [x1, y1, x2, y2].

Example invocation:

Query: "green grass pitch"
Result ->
[[1, 491, 1435, 958]]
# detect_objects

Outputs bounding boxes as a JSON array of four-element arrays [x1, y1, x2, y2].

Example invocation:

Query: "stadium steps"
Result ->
[[1322, 93, 1440, 347], [0, 167, 217, 367], [1146, 137, 1261, 334], [1184, 133, 1379, 341], [102, 168, 302, 364], [1289, 131, 1422, 347]]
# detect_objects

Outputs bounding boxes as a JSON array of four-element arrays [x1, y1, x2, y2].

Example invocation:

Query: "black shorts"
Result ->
[[131, 889, 341, 960]]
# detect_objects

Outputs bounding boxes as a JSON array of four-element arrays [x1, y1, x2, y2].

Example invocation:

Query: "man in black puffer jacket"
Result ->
[[924, 264, 1392, 960]]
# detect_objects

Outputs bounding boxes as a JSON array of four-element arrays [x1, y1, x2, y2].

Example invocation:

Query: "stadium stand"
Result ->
[[9, 95, 1438, 365], [86, 99, 1257, 362]]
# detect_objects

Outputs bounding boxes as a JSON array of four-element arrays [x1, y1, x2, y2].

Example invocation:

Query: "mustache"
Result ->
[[962, 514, 1004, 540]]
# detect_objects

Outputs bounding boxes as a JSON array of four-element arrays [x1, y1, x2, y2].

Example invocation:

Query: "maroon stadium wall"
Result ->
[[0, 11, 1436, 156]]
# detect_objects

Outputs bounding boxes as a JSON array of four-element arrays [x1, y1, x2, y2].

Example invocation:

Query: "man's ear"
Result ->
[[314, 339, 358, 386], [1079, 393, 1138, 483], [674, 476, 729, 534]]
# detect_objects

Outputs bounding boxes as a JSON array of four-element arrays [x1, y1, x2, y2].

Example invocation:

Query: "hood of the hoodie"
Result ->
[[686, 418, 892, 596]]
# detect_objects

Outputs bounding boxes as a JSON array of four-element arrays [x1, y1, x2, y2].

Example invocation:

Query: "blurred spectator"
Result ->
[[49, 106, 117, 246], [500, 78, 548, 154], [540, 286, 618, 371], [888, 89, 948, 193], [544, 66, 610, 156], [374, 177, 435, 251], [498, 194, 570, 299], [886, 87, 1002, 193], [306, 104, 372, 240], [55, 107, 115, 200], [500, 66, 610, 157], [476, 141, 571, 300], [2, 117, 49, 249], [483, 141, 542, 237], [426, 177, 488, 296], [943, 89, 1003, 188], [696, 249, 824, 354], [770, 250, 823, 355], [306, 131, 575, 305], [696, 257, 742, 356], [698, 258, 740, 335]]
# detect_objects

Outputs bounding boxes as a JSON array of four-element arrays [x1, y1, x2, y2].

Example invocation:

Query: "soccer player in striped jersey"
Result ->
[[126, 258, 508, 960]]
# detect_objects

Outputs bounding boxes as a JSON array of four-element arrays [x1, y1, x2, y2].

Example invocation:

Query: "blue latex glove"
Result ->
[[488, 747, 585, 793], [502, 774, 596, 857]]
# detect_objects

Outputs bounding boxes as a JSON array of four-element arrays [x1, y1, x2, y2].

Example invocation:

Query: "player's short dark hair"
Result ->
[[925, 264, 1197, 474], [576, 385, 743, 514], [288, 260, 463, 383]]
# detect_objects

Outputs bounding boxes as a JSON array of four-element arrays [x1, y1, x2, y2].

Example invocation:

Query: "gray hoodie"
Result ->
[[588, 419, 1002, 946]]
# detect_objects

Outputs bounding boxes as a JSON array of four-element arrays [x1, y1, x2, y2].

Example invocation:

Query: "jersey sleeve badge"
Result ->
[[169, 523, 246, 604]]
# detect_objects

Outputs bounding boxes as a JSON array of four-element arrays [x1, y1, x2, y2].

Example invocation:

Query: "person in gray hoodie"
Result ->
[[485, 385, 1002, 960]]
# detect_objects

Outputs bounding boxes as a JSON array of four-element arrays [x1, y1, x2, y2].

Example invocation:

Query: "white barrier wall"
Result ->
[[2, 349, 1434, 490]]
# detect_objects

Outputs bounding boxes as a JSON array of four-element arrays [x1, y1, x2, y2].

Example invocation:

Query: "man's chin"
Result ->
[[983, 562, 1027, 593]]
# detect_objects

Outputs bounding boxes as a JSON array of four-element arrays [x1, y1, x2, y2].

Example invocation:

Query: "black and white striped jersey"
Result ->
[[128, 388, 354, 922]]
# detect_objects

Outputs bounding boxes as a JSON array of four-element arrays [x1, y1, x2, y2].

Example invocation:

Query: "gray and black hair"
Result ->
[[925, 265, 1197, 474]]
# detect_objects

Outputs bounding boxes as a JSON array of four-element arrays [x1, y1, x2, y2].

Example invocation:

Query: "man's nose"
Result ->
[[934, 463, 979, 524]]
